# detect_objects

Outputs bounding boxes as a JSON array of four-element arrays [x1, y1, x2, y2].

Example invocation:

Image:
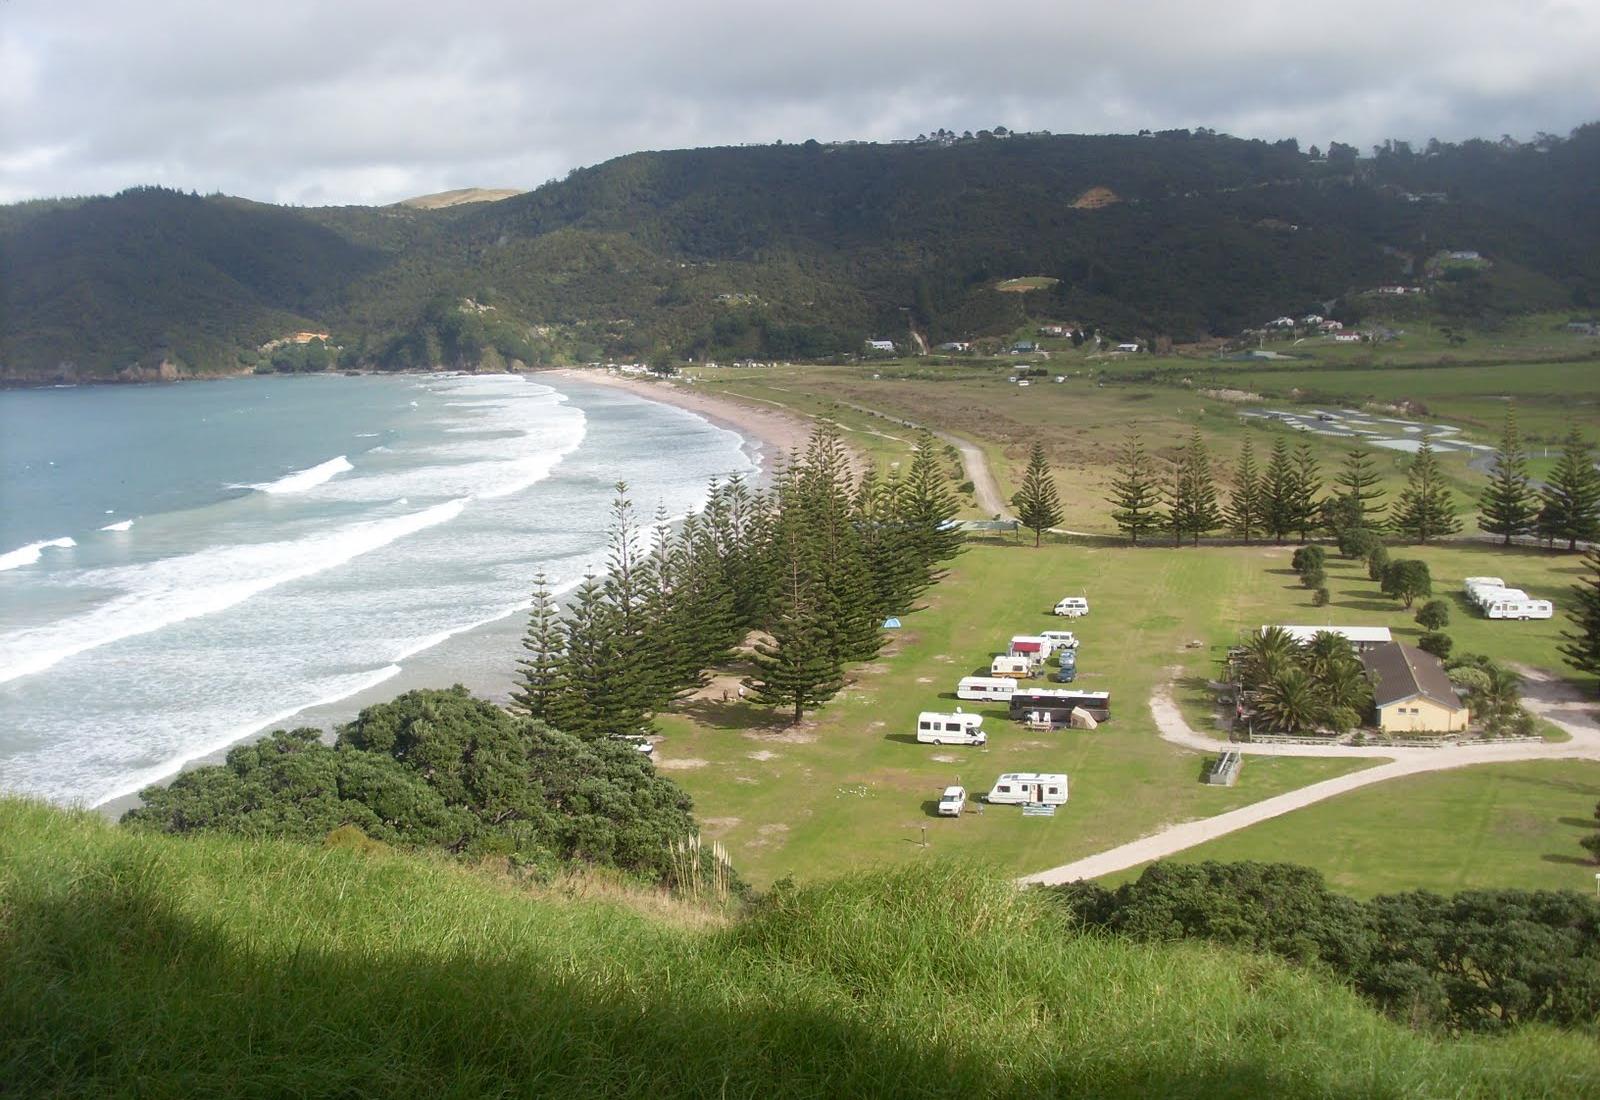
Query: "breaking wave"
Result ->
[[0, 537, 76, 572]]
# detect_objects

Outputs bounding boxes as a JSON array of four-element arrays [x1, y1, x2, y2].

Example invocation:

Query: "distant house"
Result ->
[[1565, 322, 1599, 336], [1038, 324, 1066, 337], [1445, 250, 1481, 261], [935, 341, 971, 352], [865, 339, 896, 352], [1376, 285, 1424, 296], [1114, 342, 1140, 353], [1319, 320, 1344, 332], [1333, 331, 1363, 343], [1359, 641, 1469, 733], [1300, 314, 1324, 326], [1269, 625, 1392, 651], [1010, 341, 1038, 354], [1267, 316, 1296, 328]]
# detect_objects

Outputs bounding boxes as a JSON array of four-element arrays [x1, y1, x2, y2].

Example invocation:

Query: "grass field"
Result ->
[[10, 799, 1597, 1098], [658, 537, 1591, 889], [1102, 760, 1600, 897]]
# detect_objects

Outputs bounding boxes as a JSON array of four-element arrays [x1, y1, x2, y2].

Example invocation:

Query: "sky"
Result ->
[[3, 0, 1597, 207]]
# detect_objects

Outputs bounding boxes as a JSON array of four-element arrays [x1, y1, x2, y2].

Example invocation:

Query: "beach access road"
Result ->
[[1018, 667, 1600, 885]]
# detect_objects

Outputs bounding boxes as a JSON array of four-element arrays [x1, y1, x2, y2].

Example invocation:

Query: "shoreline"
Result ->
[[542, 368, 821, 472], [85, 369, 814, 820]]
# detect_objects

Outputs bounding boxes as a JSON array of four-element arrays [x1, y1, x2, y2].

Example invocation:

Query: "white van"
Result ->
[[936, 786, 967, 816], [990, 655, 1033, 679], [957, 676, 1016, 702], [985, 773, 1069, 806], [915, 711, 986, 745], [1039, 630, 1079, 650], [1053, 596, 1089, 617]]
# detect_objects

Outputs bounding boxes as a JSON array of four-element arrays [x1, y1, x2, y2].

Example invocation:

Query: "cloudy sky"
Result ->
[[3, 0, 1597, 207]]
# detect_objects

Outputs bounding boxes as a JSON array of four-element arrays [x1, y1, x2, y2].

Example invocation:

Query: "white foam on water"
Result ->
[[100, 519, 135, 532], [0, 536, 76, 572], [88, 663, 405, 808], [0, 499, 467, 686], [250, 455, 353, 493]]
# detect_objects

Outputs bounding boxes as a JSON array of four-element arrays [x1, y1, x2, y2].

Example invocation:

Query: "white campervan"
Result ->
[[957, 676, 1016, 702], [915, 711, 987, 745], [1039, 630, 1079, 650], [1053, 596, 1089, 618], [985, 772, 1068, 806], [990, 655, 1033, 679]]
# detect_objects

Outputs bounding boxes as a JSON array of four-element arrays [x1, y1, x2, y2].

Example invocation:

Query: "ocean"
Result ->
[[0, 373, 757, 807]]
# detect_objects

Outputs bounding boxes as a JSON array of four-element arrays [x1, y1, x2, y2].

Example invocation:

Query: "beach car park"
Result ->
[[985, 773, 1068, 806], [957, 676, 1017, 702], [915, 711, 987, 745], [936, 786, 968, 816], [1053, 596, 1089, 617]]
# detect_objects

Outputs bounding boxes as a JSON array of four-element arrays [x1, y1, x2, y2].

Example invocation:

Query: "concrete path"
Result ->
[[1019, 671, 1600, 885]]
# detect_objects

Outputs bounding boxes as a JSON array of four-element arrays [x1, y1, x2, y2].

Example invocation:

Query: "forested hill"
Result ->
[[4, 125, 1598, 381]]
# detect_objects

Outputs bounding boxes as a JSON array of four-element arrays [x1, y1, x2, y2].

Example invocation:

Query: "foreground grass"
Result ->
[[4, 799, 1597, 1098], [1102, 760, 1600, 897]]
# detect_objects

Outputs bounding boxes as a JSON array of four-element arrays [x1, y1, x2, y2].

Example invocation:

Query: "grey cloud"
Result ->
[[2, 0, 1595, 205]]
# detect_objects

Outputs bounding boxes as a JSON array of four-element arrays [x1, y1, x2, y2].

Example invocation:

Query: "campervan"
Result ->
[[915, 711, 987, 745], [1053, 596, 1089, 617], [936, 786, 967, 816], [957, 676, 1017, 702], [990, 655, 1033, 679], [985, 773, 1069, 806], [1039, 630, 1079, 650]]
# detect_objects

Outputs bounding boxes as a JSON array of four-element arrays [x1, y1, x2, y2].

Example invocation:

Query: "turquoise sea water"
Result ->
[[0, 373, 755, 806]]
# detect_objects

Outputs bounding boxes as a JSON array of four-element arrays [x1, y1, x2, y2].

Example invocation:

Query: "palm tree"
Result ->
[[1317, 659, 1374, 718], [1240, 626, 1298, 689], [1255, 667, 1322, 733], [1303, 631, 1357, 679]]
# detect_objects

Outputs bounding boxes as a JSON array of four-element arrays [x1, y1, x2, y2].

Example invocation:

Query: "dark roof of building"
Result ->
[[1359, 641, 1463, 711]]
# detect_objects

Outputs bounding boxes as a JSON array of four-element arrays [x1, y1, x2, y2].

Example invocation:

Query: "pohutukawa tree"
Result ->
[[1013, 440, 1063, 547], [1477, 403, 1537, 544]]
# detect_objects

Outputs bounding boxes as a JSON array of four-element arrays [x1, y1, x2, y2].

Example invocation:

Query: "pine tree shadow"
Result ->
[[1539, 854, 1595, 867], [673, 700, 788, 731]]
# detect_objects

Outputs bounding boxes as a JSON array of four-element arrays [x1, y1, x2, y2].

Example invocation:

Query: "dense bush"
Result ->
[[1291, 545, 1326, 574], [125, 687, 702, 882], [1053, 860, 1600, 1034], [1417, 631, 1454, 659], [1415, 599, 1451, 630]]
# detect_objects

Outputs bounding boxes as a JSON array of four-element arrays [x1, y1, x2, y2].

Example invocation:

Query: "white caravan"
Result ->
[[1482, 592, 1554, 620], [936, 786, 967, 816], [990, 655, 1034, 679], [957, 676, 1017, 702], [985, 773, 1069, 806], [915, 711, 987, 745], [1053, 596, 1089, 617]]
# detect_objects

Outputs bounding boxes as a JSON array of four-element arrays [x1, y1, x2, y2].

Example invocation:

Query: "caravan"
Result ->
[[985, 773, 1069, 806], [990, 655, 1034, 679], [1464, 577, 1554, 620], [915, 711, 987, 745], [957, 676, 1017, 702]]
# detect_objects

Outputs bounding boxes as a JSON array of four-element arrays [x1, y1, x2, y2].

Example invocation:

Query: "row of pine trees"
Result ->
[[512, 426, 964, 732], [1060, 408, 1600, 549]]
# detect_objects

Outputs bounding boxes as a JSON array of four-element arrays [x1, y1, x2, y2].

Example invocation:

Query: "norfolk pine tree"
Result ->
[[1537, 426, 1600, 550], [1013, 441, 1063, 547], [512, 571, 565, 721], [1478, 404, 1537, 544], [1225, 437, 1263, 543], [1391, 438, 1461, 543], [1333, 446, 1386, 533], [1290, 440, 1324, 543], [1261, 436, 1297, 544], [1177, 430, 1223, 545], [1109, 432, 1161, 544], [745, 508, 844, 724], [1560, 547, 1600, 693]]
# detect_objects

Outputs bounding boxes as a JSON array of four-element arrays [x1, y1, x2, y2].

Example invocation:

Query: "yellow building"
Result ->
[[1359, 641, 1469, 734]]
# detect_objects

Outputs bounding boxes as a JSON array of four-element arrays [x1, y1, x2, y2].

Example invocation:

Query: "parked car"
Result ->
[[937, 786, 967, 816]]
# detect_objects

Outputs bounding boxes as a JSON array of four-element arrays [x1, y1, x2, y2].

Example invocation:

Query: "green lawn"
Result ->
[[1101, 760, 1600, 897], [659, 537, 1594, 890]]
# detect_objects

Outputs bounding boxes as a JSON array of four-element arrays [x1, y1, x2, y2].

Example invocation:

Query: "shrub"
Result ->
[[1380, 559, 1432, 607], [1366, 544, 1390, 582], [1338, 527, 1383, 560], [1300, 567, 1326, 589], [1417, 631, 1453, 658], [1312, 587, 1330, 607], [1291, 545, 1326, 574], [1415, 599, 1450, 630]]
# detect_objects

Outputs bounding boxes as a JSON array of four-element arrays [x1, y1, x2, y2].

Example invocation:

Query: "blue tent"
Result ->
[[882, 617, 902, 629]]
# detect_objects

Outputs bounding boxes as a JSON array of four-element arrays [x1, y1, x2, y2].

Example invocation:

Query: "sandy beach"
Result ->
[[543, 367, 839, 473]]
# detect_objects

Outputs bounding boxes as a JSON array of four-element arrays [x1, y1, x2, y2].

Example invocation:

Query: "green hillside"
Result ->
[[3, 125, 1599, 380], [4, 798, 1597, 1098]]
